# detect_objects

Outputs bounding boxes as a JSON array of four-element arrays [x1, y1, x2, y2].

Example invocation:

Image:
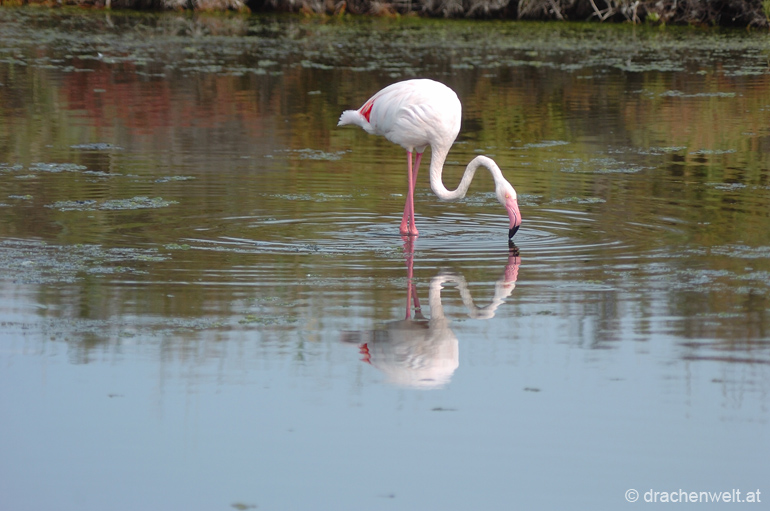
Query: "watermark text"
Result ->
[[625, 489, 762, 504]]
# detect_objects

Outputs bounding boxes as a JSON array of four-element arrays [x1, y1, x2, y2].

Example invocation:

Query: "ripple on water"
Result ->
[[186, 203, 653, 280]]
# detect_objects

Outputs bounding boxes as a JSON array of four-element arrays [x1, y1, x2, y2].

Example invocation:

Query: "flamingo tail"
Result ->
[[338, 109, 367, 128]]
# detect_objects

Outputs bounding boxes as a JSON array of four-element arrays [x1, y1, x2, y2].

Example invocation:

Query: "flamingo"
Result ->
[[338, 78, 522, 239]]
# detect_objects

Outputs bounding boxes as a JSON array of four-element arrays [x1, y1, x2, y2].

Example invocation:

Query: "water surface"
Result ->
[[0, 9, 768, 510]]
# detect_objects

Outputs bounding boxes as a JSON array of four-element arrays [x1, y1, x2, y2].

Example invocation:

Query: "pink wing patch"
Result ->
[[359, 99, 375, 123]]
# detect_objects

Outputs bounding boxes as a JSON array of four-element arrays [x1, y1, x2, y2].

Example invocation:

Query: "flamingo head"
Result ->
[[497, 181, 521, 239]]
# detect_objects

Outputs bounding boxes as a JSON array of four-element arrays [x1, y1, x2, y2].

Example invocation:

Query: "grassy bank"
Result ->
[[2, 0, 768, 27]]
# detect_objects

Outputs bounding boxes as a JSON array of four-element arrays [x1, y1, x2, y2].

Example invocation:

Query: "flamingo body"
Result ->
[[338, 79, 461, 153], [339, 79, 521, 239]]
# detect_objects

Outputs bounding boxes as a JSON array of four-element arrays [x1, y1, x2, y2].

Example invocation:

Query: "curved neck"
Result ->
[[429, 149, 504, 201], [429, 273, 515, 321]]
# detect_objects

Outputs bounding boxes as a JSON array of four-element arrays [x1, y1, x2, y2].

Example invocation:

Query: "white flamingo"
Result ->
[[338, 78, 522, 239]]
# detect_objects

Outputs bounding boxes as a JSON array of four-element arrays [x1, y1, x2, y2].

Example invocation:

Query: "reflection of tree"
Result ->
[[1, 14, 770, 349], [342, 239, 520, 389]]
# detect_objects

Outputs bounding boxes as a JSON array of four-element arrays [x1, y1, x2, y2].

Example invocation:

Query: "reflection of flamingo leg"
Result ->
[[403, 236, 421, 319], [411, 282, 425, 320], [405, 282, 413, 320]]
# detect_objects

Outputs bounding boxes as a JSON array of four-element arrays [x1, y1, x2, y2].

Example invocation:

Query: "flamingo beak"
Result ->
[[506, 198, 522, 239]]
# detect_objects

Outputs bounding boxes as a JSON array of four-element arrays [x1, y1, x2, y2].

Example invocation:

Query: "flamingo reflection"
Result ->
[[342, 239, 520, 389]]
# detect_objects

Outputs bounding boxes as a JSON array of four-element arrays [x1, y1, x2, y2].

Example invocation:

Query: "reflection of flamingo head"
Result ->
[[505, 244, 521, 285]]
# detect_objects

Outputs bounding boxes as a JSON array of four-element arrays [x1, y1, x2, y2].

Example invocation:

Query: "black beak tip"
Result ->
[[508, 225, 520, 239]]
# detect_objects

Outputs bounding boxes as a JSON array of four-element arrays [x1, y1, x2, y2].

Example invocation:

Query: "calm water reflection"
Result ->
[[0, 8, 768, 511], [342, 239, 520, 388]]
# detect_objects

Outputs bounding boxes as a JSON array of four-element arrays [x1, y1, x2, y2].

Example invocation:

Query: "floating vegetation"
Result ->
[[70, 143, 124, 151], [647, 267, 735, 291], [274, 149, 349, 161], [552, 196, 606, 204], [0, 239, 167, 285], [155, 175, 196, 183], [559, 156, 647, 174], [238, 314, 297, 325], [163, 317, 227, 330], [711, 245, 770, 259], [35, 316, 230, 344], [30, 162, 87, 173], [513, 140, 570, 150], [163, 243, 192, 250], [99, 197, 178, 210], [706, 182, 748, 191], [660, 90, 737, 98], [83, 170, 115, 178], [633, 146, 688, 156], [46, 196, 178, 211], [272, 193, 314, 202], [689, 149, 738, 156], [46, 199, 97, 211], [593, 166, 645, 174]]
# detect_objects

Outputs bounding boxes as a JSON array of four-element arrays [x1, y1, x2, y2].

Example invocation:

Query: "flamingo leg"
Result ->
[[399, 151, 423, 236]]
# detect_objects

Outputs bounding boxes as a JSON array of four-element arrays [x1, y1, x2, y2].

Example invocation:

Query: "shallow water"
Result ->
[[1, 8, 769, 510]]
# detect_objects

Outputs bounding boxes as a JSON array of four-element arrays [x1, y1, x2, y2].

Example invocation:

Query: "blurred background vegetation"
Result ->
[[1, 0, 769, 28]]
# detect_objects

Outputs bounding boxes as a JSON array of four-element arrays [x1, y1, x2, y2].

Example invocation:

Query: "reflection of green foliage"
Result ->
[[1, 9, 770, 348]]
